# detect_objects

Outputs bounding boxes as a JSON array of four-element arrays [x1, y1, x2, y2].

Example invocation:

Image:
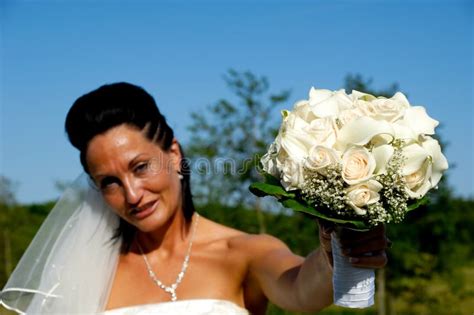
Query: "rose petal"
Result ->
[[280, 158, 305, 191], [310, 98, 341, 117], [306, 145, 340, 174], [309, 87, 333, 103], [348, 201, 367, 215], [280, 129, 315, 161], [346, 180, 382, 215], [405, 162, 432, 199], [341, 147, 376, 185], [391, 92, 410, 108], [309, 88, 352, 118]]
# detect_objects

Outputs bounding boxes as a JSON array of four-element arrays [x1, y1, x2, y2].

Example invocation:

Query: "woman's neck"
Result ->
[[134, 211, 194, 257]]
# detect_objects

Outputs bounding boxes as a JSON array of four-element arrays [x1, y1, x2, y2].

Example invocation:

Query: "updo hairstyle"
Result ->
[[65, 82, 195, 252]]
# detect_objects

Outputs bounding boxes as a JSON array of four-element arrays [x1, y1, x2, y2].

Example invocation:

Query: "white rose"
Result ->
[[308, 87, 352, 118], [346, 180, 383, 215], [280, 157, 305, 191], [342, 146, 376, 185], [304, 117, 338, 148], [280, 109, 310, 133], [305, 145, 340, 175], [279, 128, 315, 162], [337, 108, 364, 127], [402, 137, 448, 198], [356, 92, 410, 123], [292, 100, 317, 123], [278, 110, 316, 161], [402, 142, 432, 198]]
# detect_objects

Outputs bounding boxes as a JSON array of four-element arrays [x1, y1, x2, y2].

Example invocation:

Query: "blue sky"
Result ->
[[1, 0, 472, 203]]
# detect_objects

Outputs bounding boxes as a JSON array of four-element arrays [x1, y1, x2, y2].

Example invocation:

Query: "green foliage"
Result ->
[[0, 202, 54, 288], [249, 180, 295, 199], [0, 176, 17, 206], [250, 175, 371, 230], [187, 69, 290, 207], [406, 196, 428, 211], [384, 193, 474, 315]]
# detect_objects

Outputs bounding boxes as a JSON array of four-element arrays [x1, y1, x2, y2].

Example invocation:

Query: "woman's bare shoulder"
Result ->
[[197, 215, 247, 244], [197, 215, 289, 254]]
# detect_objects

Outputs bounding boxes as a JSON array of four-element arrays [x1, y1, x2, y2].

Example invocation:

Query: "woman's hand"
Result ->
[[243, 221, 390, 312], [317, 220, 335, 267], [339, 224, 390, 268], [318, 220, 390, 269]]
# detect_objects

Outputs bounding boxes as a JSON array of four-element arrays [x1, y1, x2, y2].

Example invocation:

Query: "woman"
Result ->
[[1, 82, 388, 314]]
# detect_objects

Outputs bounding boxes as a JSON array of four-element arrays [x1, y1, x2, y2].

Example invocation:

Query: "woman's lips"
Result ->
[[130, 200, 158, 220]]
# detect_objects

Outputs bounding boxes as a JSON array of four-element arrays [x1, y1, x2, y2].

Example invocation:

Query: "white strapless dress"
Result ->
[[101, 299, 249, 315]]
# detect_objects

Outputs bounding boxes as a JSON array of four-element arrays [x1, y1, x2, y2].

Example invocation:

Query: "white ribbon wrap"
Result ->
[[331, 232, 375, 308]]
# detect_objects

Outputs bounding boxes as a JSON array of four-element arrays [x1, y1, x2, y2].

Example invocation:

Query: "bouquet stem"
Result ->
[[331, 232, 375, 308]]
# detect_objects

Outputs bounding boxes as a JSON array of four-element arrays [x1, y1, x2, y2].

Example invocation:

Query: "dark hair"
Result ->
[[65, 82, 195, 253]]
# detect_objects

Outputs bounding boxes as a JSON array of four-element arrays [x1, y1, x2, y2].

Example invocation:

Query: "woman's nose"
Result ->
[[123, 178, 143, 205]]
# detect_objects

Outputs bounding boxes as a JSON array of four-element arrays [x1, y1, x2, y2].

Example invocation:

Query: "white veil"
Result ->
[[0, 174, 121, 314]]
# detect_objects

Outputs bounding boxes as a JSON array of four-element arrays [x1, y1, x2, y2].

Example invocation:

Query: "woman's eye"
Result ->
[[134, 162, 149, 175], [100, 177, 119, 190]]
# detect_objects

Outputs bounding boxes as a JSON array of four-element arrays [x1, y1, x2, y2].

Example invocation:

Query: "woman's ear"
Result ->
[[168, 138, 183, 173]]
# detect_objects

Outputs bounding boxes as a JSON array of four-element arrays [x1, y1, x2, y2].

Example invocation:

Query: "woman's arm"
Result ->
[[243, 222, 388, 312]]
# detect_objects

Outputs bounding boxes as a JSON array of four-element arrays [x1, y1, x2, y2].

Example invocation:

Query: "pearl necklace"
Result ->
[[136, 213, 200, 302]]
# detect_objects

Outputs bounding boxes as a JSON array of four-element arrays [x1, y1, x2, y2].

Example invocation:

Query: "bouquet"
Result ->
[[250, 87, 448, 307]]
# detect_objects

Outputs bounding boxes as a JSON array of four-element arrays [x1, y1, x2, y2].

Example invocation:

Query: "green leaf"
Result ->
[[262, 173, 281, 186], [249, 182, 295, 199], [280, 199, 370, 231], [407, 197, 429, 212], [360, 94, 376, 101], [251, 175, 371, 230]]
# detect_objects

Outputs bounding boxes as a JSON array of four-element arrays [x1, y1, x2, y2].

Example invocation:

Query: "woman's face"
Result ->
[[86, 124, 182, 232]]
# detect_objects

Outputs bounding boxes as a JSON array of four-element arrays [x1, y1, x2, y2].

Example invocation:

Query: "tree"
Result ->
[[0, 176, 17, 206], [187, 70, 290, 232], [0, 175, 17, 283]]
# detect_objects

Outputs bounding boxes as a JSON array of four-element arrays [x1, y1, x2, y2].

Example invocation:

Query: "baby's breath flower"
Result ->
[[300, 144, 410, 228], [302, 165, 352, 217], [375, 145, 410, 224]]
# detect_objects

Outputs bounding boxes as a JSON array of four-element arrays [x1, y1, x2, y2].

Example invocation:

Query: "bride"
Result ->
[[0, 82, 388, 314]]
